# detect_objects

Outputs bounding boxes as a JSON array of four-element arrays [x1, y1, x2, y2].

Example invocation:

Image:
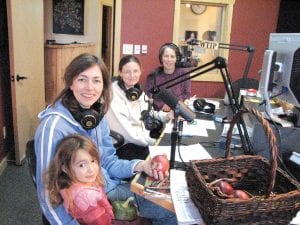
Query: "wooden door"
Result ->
[[7, 0, 45, 165], [102, 1, 114, 75]]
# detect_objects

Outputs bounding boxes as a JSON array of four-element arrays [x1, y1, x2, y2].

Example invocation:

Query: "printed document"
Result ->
[[164, 119, 216, 137], [170, 169, 204, 225], [149, 144, 212, 162]]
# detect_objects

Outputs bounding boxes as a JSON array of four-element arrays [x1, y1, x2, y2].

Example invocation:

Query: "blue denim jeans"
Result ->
[[107, 182, 177, 225]]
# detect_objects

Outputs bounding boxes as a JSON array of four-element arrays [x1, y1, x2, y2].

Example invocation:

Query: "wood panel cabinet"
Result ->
[[44, 43, 96, 105]]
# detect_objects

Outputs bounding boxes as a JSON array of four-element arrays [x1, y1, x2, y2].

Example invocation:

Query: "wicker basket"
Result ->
[[186, 108, 300, 225]]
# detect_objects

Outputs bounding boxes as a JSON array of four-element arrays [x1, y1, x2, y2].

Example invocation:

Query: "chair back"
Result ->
[[26, 140, 36, 186]]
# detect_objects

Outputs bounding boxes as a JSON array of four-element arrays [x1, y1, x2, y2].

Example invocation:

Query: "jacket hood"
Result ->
[[38, 101, 79, 127]]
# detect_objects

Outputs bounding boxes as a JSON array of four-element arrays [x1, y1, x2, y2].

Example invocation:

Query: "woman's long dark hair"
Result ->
[[53, 53, 112, 114]]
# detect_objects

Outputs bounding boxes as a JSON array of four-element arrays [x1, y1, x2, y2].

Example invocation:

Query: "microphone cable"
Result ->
[[177, 120, 190, 170]]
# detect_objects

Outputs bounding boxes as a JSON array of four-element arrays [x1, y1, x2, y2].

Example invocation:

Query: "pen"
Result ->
[[143, 187, 171, 199]]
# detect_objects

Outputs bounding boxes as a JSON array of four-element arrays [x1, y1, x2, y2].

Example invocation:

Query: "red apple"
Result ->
[[151, 154, 170, 172], [233, 190, 250, 200], [218, 181, 234, 195]]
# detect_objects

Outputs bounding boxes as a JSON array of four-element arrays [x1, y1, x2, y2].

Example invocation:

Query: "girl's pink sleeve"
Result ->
[[73, 187, 114, 225]]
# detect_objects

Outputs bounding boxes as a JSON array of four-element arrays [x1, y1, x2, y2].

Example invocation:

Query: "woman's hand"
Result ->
[[134, 160, 169, 180], [184, 95, 196, 106], [162, 104, 171, 112]]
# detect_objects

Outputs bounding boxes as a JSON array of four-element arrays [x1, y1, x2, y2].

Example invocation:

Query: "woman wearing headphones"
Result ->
[[34, 53, 177, 225], [145, 43, 192, 111], [106, 55, 172, 160]]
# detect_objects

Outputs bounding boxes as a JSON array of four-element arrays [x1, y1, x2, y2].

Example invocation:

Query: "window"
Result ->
[[173, 0, 235, 82]]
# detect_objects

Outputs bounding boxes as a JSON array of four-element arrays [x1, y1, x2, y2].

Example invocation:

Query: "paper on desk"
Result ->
[[170, 169, 204, 225], [149, 144, 212, 162], [164, 119, 215, 136]]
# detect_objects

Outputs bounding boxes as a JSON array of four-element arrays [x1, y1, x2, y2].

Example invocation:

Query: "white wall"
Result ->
[[44, 0, 101, 56]]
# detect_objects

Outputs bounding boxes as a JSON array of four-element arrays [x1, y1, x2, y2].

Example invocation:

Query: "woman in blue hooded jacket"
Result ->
[[34, 53, 176, 225]]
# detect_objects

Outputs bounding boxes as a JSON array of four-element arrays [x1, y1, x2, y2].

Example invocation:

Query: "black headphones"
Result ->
[[71, 102, 104, 130], [158, 43, 182, 65], [193, 99, 216, 114], [117, 77, 142, 101]]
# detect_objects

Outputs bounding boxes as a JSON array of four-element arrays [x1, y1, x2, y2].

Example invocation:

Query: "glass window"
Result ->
[[173, 0, 235, 82]]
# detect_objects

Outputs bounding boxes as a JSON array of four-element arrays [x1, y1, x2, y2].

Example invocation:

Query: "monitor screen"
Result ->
[[258, 49, 277, 115], [269, 33, 300, 108], [259, 33, 300, 111]]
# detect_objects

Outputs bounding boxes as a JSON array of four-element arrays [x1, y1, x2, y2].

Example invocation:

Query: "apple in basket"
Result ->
[[151, 154, 170, 173], [218, 181, 234, 195], [233, 190, 250, 200]]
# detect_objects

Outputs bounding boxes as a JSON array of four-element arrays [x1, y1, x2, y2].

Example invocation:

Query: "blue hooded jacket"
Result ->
[[34, 101, 140, 224]]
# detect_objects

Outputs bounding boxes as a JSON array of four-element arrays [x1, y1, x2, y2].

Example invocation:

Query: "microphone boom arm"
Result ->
[[152, 56, 253, 155]]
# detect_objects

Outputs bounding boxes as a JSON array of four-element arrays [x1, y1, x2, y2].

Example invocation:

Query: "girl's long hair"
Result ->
[[44, 134, 104, 205]]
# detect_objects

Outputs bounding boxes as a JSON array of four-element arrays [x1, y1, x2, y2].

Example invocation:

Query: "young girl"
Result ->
[[44, 134, 114, 225]]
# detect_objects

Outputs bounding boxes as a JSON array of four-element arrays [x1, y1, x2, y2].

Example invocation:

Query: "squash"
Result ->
[[112, 197, 137, 221]]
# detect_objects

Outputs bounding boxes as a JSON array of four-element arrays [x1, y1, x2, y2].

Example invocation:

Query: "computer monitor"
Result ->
[[259, 33, 300, 117]]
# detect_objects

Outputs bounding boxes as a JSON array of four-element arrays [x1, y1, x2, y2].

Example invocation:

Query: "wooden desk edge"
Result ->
[[130, 172, 175, 212], [130, 122, 176, 212]]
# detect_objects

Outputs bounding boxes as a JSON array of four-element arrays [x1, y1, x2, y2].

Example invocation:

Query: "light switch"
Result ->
[[141, 45, 148, 54], [123, 44, 133, 54], [134, 45, 141, 54]]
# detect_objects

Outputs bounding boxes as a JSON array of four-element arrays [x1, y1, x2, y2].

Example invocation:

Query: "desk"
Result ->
[[130, 129, 175, 212], [130, 99, 300, 224], [131, 170, 175, 212], [130, 100, 243, 212]]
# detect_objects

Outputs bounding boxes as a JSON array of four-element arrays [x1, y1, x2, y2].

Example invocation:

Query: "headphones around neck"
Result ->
[[117, 77, 142, 101], [158, 43, 182, 65], [71, 102, 104, 130], [193, 99, 216, 114]]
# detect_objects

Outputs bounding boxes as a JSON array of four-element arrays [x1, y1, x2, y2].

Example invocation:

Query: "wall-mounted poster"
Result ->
[[53, 0, 84, 35], [185, 31, 198, 43]]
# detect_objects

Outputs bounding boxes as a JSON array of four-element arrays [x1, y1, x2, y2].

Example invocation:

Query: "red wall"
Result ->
[[120, 0, 174, 83], [227, 0, 280, 94], [121, 0, 281, 98]]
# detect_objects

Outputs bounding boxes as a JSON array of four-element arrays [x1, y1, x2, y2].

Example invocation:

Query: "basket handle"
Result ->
[[225, 107, 278, 196]]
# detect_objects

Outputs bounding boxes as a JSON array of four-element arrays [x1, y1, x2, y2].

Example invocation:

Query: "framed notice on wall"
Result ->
[[53, 0, 84, 35]]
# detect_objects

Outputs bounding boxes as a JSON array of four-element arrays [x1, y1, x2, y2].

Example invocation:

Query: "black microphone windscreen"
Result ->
[[154, 88, 195, 122], [155, 88, 178, 109], [177, 101, 196, 122]]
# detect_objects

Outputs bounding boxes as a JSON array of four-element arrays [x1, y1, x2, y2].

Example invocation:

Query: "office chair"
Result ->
[[25, 131, 125, 225], [26, 140, 50, 225], [232, 77, 259, 100], [224, 77, 259, 106]]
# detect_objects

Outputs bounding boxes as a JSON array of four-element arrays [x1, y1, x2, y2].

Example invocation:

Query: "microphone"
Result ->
[[154, 88, 196, 122]]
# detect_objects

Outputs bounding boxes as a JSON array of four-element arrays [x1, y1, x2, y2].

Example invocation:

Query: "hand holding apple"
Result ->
[[151, 154, 170, 173], [133, 155, 169, 180]]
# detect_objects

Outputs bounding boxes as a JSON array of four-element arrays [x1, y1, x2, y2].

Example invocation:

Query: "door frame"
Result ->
[[101, 1, 113, 75], [6, 0, 45, 165]]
